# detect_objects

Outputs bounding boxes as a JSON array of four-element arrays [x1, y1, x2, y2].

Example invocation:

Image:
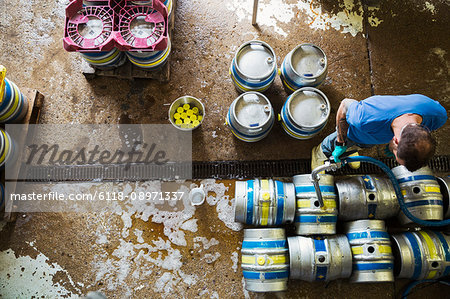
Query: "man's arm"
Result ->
[[335, 98, 357, 144]]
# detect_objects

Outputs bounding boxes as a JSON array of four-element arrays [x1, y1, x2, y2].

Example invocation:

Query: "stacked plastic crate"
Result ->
[[63, 0, 169, 71]]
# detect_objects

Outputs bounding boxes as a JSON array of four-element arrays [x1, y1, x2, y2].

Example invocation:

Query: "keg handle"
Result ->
[[248, 127, 263, 133], [310, 160, 343, 207], [302, 74, 316, 83]]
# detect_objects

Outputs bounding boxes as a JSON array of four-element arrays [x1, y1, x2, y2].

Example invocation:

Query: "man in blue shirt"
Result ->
[[311, 94, 448, 172]]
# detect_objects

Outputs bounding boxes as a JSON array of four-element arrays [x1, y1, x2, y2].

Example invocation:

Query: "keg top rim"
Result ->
[[286, 87, 330, 127], [232, 92, 273, 129], [288, 43, 327, 78], [234, 40, 277, 80]]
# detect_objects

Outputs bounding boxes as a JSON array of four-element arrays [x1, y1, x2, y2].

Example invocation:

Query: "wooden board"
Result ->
[[1, 88, 44, 222], [82, 0, 176, 82]]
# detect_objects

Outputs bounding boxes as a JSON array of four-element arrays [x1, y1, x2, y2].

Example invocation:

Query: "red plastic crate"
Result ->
[[115, 0, 168, 51], [63, 0, 116, 52], [63, 0, 168, 52]]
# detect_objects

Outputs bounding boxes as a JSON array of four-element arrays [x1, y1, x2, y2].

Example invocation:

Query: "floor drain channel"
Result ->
[[16, 155, 450, 182]]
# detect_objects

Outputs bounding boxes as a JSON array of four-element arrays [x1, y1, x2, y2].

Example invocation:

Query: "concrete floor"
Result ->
[[0, 0, 449, 298]]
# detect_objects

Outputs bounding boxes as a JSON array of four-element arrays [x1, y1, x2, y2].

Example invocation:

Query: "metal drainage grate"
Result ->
[[13, 155, 450, 182], [192, 155, 450, 179]]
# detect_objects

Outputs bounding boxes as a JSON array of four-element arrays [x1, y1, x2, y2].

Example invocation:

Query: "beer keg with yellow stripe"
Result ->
[[0, 128, 16, 168], [279, 87, 330, 140], [80, 48, 127, 69], [230, 40, 277, 93], [436, 176, 450, 218], [280, 43, 327, 92], [391, 230, 450, 280], [241, 228, 289, 292], [234, 178, 295, 226], [0, 76, 29, 123], [126, 38, 171, 70], [293, 174, 337, 235], [288, 235, 352, 282], [345, 220, 394, 282], [226, 92, 275, 142], [335, 175, 399, 221], [392, 165, 443, 224]]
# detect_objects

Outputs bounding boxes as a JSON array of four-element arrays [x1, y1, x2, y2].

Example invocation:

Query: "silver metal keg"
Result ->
[[226, 92, 274, 142], [293, 174, 337, 235], [335, 175, 399, 221], [288, 235, 352, 281], [392, 165, 443, 224], [230, 40, 277, 93], [280, 43, 327, 92], [234, 179, 296, 226], [436, 176, 450, 218], [241, 228, 289, 292], [391, 230, 450, 280], [344, 220, 394, 283], [279, 87, 330, 140]]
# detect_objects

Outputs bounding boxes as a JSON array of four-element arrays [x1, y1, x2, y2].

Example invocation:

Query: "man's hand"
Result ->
[[332, 145, 348, 162]]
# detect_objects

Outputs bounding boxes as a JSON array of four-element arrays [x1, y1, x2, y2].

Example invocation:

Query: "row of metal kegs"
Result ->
[[0, 66, 29, 124], [234, 165, 450, 292], [63, 0, 172, 70], [0, 66, 25, 170], [227, 41, 331, 142]]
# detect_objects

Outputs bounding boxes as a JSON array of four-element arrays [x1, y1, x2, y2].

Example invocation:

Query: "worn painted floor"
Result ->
[[0, 0, 449, 298]]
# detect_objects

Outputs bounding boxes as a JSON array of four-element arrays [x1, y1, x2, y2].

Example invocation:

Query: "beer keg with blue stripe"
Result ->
[[0, 128, 16, 168], [241, 228, 289, 292], [126, 38, 171, 70], [0, 78, 29, 123], [230, 40, 277, 93], [293, 174, 337, 235], [234, 179, 295, 226], [345, 220, 394, 282], [288, 235, 352, 282], [80, 48, 126, 69], [391, 230, 450, 280], [392, 165, 443, 224], [279, 87, 330, 140], [335, 175, 399, 221], [226, 92, 274, 142], [436, 176, 450, 218], [280, 43, 327, 92]]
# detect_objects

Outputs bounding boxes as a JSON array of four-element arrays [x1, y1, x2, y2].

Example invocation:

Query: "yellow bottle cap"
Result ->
[[192, 107, 199, 114], [184, 118, 191, 124], [174, 113, 181, 120], [183, 104, 190, 110], [263, 193, 270, 200], [198, 115, 203, 121], [190, 115, 197, 121], [257, 256, 266, 265], [181, 112, 187, 119], [186, 109, 193, 116], [193, 120, 200, 127], [175, 119, 182, 125], [177, 107, 184, 113]]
